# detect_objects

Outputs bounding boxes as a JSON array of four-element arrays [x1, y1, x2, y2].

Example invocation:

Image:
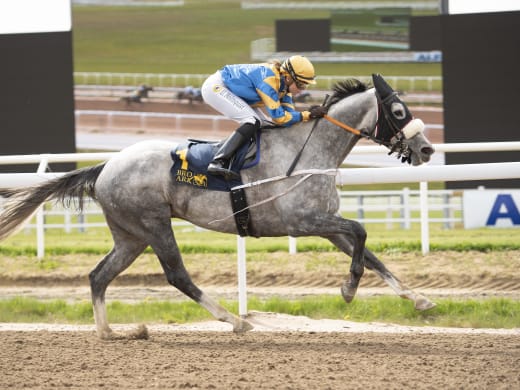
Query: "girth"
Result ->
[[230, 187, 254, 237]]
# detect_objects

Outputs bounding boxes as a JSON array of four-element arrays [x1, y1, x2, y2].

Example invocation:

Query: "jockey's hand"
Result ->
[[309, 105, 328, 119]]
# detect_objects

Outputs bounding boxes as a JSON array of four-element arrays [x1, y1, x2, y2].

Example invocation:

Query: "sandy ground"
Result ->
[[1, 326, 519, 390]]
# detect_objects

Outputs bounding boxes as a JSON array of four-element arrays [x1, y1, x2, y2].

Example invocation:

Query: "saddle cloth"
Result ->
[[170, 132, 261, 192]]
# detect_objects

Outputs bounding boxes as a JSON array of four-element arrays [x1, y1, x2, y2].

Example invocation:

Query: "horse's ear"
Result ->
[[372, 73, 395, 100]]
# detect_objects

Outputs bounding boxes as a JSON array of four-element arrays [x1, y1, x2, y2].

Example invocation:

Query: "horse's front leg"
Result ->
[[339, 220, 367, 303], [289, 214, 367, 303], [328, 235, 436, 310], [150, 223, 253, 333]]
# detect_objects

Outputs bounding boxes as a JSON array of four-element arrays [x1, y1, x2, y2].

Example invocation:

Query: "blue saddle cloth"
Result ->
[[170, 133, 261, 191]]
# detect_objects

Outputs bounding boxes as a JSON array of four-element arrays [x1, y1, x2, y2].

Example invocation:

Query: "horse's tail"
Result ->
[[0, 163, 106, 241]]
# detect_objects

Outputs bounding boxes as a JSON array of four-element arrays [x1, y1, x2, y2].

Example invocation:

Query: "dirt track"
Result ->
[[1, 329, 519, 389]]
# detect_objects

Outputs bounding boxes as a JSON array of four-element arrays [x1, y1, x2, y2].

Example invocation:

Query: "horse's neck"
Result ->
[[299, 89, 378, 168], [254, 90, 377, 176]]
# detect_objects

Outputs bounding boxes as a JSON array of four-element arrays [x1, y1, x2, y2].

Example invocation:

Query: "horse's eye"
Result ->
[[391, 102, 406, 120]]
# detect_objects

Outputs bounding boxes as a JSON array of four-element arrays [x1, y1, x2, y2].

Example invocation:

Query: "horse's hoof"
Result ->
[[341, 281, 357, 303], [415, 296, 436, 311], [233, 320, 253, 333]]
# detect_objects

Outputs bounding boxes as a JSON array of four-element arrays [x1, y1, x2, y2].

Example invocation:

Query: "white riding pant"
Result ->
[[201, 71, 270, 126]]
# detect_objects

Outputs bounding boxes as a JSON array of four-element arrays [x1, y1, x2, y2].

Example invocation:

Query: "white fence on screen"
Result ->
[[75, 110, 236, 133], [73, 72, 442, 92], [75, 110, 444, 135]]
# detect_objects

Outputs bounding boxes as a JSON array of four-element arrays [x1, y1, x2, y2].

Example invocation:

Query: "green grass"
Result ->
[[1, 295, 518, 329], [72, 2, 442, 77], [2, 222, 520, 257]]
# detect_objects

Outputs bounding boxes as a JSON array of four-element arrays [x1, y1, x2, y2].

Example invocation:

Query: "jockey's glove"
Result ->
[[309, 105, 328, 119]]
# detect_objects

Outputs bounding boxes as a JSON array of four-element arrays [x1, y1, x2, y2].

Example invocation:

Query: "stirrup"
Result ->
[[207, 163, 240, 180]]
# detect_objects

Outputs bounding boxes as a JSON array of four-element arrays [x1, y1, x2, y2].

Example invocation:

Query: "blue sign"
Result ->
[[486, 194, 520, 226], [413, 51, 442, 63]]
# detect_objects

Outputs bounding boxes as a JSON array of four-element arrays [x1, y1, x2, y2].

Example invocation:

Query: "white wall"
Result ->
[[0, 0, 71, 34]]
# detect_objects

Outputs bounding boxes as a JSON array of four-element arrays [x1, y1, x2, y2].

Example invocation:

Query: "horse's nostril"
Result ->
[[421, 147, 434, 156]]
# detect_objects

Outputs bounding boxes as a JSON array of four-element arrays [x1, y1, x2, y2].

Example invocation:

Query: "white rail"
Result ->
[[336, 162, 520, 185], [353, 141, 520, 154], [2, 141, 519, 167], [5, 160, 518, 188], [2, 133, 517, 164]]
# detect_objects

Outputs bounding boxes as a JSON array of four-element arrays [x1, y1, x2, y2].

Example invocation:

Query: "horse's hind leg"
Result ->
[[362, 247, 436, 310], [327, 235, 435, 310], [147, 217, 252, 333], [89, 223, 148, 339]]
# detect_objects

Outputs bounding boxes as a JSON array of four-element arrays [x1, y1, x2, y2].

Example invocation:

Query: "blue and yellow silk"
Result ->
[[220, 63, 308, 126]]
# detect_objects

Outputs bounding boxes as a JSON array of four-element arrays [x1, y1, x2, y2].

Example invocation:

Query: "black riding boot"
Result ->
[[207, 121, 259, 179]]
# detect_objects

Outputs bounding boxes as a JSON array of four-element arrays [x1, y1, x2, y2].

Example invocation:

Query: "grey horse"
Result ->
[[0, 75, 435, 339]]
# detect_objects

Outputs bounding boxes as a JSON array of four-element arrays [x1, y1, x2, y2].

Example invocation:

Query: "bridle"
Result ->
[[323, 91, 414, 163], [287, 87, 419, 176]]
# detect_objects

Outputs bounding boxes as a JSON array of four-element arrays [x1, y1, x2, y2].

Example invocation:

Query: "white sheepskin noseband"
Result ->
[[402, 118, 425, 139]]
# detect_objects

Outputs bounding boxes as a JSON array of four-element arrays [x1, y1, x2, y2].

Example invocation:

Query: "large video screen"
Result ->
[[330, 8, 411, 51], [276, 19, 330, 52], [442, 11, 520, 188]]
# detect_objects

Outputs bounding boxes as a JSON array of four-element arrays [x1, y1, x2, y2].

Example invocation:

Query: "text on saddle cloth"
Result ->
[[169, 132, 261, 192]]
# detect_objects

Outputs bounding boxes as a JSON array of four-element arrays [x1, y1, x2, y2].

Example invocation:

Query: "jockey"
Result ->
[[130, 84, 152, 102], [201, 55, 328, 179]]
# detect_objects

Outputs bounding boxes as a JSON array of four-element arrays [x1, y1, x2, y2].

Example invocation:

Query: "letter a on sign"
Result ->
[[486, 194, 520, 226]]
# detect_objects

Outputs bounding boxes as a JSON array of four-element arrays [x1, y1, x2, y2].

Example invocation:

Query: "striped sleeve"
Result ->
[[254, 71, 303, 127]]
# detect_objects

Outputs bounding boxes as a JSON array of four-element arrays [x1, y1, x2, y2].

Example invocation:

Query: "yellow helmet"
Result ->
[[281, 55, 316, 85]]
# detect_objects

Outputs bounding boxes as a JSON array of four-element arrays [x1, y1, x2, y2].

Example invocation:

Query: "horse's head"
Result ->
[[371, 74, 435, 165]]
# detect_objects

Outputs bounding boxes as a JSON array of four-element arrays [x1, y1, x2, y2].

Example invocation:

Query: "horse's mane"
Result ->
[[325, 78, 370, 108]]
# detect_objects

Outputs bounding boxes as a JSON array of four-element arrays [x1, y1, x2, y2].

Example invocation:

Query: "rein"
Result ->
[[286, 94, 330, 176], [323, 112, 389, 147], [323, 114, 363, 137]]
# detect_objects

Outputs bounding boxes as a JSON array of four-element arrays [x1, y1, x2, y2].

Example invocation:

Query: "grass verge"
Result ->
[[1, 296, 518, 329], [2, 225, 520, 257]]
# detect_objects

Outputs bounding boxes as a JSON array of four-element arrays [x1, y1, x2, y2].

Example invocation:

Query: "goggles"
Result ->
[[294, 79, 309, 90]]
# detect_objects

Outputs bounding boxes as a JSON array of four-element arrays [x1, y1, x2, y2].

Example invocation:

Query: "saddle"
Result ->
[[170, 131, 260, 191], [170, 132, 262, 236]]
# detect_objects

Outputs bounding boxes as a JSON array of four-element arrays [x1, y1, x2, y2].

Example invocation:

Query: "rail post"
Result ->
[[237, 236, 247, 317], [401, 187, 411, 229], [36, 157, 49, 259], [420, 181, 430, 254]]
